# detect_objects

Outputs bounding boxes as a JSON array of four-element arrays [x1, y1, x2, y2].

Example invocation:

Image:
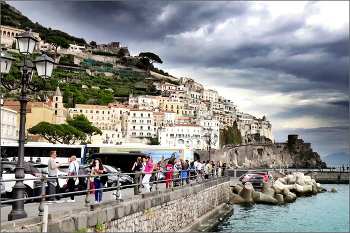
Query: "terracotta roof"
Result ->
[[153, 112, 165, 115], [75, 104, 110, 109], [174, 124, 200, 127], [130, 109, 153, 112], [108, 103, 134, 109]]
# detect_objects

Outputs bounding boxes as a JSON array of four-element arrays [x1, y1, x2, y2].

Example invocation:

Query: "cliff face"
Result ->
[[195, 135, 326, 169]]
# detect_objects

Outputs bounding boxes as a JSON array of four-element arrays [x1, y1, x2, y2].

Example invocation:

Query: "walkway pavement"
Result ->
[[1, 177, 240, 223]]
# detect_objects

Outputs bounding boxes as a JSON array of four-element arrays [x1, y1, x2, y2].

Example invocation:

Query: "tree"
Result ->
[[66, 114, 102, 142], [138, 52, 163, 72], [27, 121, 86, 145], [89, 41, 97, 47], [45, 36, 70, 62]]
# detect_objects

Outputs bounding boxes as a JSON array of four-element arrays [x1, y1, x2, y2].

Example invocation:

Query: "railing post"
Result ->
[[116, 168, 121, 202], [179, 167, 182, 187], [155, 170, 159, 191], [195, 167, 199, 184], [38, 170, 47, 220], [187, 167, 190, 184], [85, 173, 91, 209], [139, 171, 143, 194]]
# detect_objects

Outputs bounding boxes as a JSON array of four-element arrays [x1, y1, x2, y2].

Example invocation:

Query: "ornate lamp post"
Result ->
[[1, 27, 56, 220], [203, 127, 218, 162]]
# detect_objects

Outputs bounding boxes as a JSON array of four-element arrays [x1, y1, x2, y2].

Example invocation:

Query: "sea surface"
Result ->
[[214, 184, 349, 232]]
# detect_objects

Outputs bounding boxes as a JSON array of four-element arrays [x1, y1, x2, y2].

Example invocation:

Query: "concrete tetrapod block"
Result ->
[[284, 193, 295, 203], [229, 192, 238, 202], [294, 184, 312, 196], [272, 180, 285, 194], [252, 191, 278, 205], [277, 178, 287, 185], [232, 182, 255, 204], [312, 184, 318, 195], [232, 185, 243, 194], [261, 182, 275, 197], [275, 194, 284, 205], [331, 188, 338, 193]]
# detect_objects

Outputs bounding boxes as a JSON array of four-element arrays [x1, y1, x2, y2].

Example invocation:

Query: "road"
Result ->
[[1, 177, 240, 223]]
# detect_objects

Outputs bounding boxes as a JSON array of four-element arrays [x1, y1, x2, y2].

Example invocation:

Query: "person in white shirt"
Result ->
[[66, 155, 79, 202], [196, 159, 202, 179]]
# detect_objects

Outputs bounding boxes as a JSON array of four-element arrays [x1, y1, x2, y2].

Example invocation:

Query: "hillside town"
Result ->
[[1, 25, 274, 149]]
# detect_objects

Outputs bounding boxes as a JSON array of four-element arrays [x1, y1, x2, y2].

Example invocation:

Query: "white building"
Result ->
[[197, 119, 220, 150], [128, 109, 154, 138], [158, 123, 203, 149], [203, 89, 218, 103], [129, 94, 159, 110], [1, 104, 19, 144]]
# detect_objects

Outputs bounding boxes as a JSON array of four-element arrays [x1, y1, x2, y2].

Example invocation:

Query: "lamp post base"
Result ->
[[8, 209, 27, 221]]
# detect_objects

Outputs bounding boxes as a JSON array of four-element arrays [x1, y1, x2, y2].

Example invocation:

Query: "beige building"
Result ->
[[1, 105, 19, 144], [160, 102, 184, 118], [1, 25, 40, 50]]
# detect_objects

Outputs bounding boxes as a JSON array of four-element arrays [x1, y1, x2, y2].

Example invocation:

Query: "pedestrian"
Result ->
[[196, 159, 202, 179], [337, 174, 341, 184], [342, 164, 345, 172], [165, 160, 175, 188], [88, 161, 95, 195], [1, 154, 9, 161], [204, 160, 210, 179], [47, 151, 63, 203], [66, 155, 79, 202], [217, 161, 222, 177], [210, 161, 215, 178], [131, 157, 143, 195], [222, 162, 226, 176], [181, 160, 189, 185], [29, 157, 34, 163], [189, 161, 196, 180], [92, 158, 105, 203], [347, 164, 349, 171], [11, 156, 17, 161], [36, 157, 41, 163], [142, 155, 155, 192]]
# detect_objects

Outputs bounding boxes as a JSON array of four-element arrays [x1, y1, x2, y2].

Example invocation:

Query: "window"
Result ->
[[141, 113, 143, 117], [80, 110, 82, 113], [102, 117, 104, 120], [133, 113, 136, 117], [133, 126, 136, 130], [90, 110, 93, 113], [120, 110, 122, 114], [103, 111, 105, 114], [108, 111, 110, 114], [85, 110, 88, 113], [96, 111, 99, 114], [140, 126, 143, 130], [132, 132, 136, 136], [148, 126, 150, 130], [148, 114, 150, 118], [97, 116, 99, 120], [91, 116, 93, 119], [140, 132, 143, 136]]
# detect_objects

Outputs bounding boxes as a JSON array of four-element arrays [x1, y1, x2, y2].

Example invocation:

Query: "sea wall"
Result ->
[[1, 177, 231, 232]]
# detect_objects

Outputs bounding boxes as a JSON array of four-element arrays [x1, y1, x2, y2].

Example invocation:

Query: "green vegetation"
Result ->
[[72, 227, 88, 232], [66, 114, 102, 143], [219, 121, 242, 146], [95, 221, 105, 232], [28, 121, 86, 145]]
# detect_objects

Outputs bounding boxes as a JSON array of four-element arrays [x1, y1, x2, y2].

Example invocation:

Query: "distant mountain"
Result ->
[[322, 152, 349, 165]]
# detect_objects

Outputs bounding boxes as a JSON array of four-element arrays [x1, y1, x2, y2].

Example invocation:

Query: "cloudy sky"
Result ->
[[8, 1, 349, 158]]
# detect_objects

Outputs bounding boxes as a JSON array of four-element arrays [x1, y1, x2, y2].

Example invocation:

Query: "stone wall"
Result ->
[[1, 177, 230, 232]]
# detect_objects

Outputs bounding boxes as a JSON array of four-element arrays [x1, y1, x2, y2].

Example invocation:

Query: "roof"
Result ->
[[54, 86, 62, 97], [1, 106, 18, 113], [75, 104, 110, 109], [130, 109, 153, 112], [175, 124, 200, 127], [160, 110, 175, 113], [153, 112, 165, 115], [108, 103, 134, 109], [145, 95, 157, 99]]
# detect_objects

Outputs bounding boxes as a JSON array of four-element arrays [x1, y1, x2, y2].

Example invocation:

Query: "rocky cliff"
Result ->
[[195, 135, 326, 169]]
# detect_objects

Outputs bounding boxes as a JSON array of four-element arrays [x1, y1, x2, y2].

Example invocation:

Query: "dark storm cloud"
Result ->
[[328, 100, 349, 108]]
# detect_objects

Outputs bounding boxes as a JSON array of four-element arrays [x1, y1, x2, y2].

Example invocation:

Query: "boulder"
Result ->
[[331, 188, 337, 193], [312, 184, 318, 195], [229, 192, 238, 202], [252, 191, 278, 205], [275, 194, 284, 205], [232, 182, 255, 204], [232, 185, 243, 194]]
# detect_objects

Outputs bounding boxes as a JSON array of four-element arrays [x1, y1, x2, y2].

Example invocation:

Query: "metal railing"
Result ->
[[1, 166, 229, 219]]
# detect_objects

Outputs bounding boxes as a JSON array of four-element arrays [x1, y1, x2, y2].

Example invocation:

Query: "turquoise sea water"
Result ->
[[215, 184, 349, 232]]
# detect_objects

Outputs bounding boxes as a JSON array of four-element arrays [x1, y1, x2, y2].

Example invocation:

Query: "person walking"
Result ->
[[92, 158, 105, 203], [181, 160, 189, 184], [47, 151, 63, 203], [66, 155, 79, 202], [131, 157, 143, 195], [1, 154, 9, 161], [222, 162, 226, 176], [142, 155, 155, 192], [165, 160, 175, 188], [217, 161, 222, 177], [196, 159, 202, 179], [189, 161, 196, 181]]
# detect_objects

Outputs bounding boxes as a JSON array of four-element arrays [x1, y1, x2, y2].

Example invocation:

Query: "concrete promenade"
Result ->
[[1, 177, 240, 223]]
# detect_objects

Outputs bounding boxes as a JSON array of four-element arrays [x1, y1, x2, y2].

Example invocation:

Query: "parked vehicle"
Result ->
[[1, 182, 6, 200], [58, 164, 90, 192], [242, 175, 265, 188], [239, 170, 273, 183], [1, 162, 36, 202], [104, 165, 133, 188]]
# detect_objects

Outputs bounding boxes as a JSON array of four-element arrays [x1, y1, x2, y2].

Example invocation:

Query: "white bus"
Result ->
[[84, 143, 194, 164], [0, 142, 85, 164]]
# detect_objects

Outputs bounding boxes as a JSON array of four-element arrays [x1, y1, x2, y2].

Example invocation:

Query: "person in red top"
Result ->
[[165, 160, 175, 188], [142, 155, 155, 192]]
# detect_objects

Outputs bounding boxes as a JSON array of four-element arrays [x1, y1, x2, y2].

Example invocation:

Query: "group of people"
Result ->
[[131, 157, 227, 192], [0, 154, 41, 163]]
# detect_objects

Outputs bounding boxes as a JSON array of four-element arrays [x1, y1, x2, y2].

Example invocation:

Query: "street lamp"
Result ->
[[1, 27, 56, 221], [203, 127, 218, 162]]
